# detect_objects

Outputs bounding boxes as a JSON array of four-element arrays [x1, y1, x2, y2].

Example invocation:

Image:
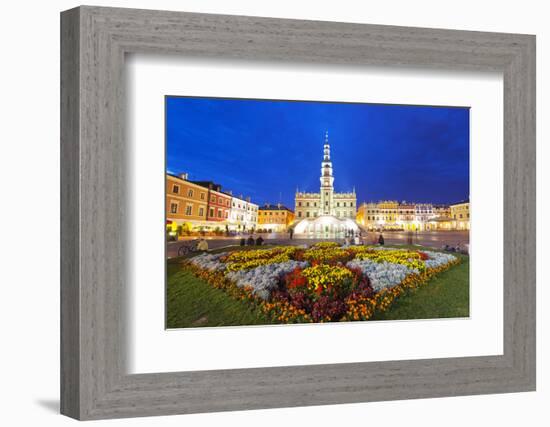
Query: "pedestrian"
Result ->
[[289, 228, 294, 240], [197, 238, 208, 251], [255, 236, 264, 246], [247, 235, 255, 246], [239, 237, 245, 246], [378, 233, 385, 245]]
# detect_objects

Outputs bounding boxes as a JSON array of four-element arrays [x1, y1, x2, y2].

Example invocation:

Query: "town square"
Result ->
[[165, 97, 470, 328]]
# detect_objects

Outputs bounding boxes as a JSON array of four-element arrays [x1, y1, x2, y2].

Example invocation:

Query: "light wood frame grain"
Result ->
[[60, 5, 536, 420]]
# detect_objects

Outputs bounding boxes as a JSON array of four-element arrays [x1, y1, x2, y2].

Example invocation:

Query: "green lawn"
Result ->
[[371, 252, 469, 320], [166, 263, 272, 328], [166, 246, 469, 328]]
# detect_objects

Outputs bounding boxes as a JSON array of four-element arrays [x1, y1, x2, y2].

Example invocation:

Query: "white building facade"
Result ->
[[415, 203, 435, 224], [229, 195, 258, 232]]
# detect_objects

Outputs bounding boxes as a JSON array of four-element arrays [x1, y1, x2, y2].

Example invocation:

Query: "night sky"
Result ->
[[166, 96, 469, 208]]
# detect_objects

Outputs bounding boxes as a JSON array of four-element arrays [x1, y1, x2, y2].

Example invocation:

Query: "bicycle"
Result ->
[[177, 239, 200, 257]]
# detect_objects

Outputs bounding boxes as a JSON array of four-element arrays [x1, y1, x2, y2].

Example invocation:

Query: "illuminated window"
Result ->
[[187, 189, 193, 197]]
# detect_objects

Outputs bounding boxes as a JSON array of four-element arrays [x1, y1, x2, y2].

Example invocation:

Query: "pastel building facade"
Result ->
[[166, 174, 209, 231], [230, 195, 259, 232], [166, 173, 257, 233], [356, 200, 470, 231], [450, 200, 470, 230], [258, 203, 295, 232], [192, 181, 231, 223]]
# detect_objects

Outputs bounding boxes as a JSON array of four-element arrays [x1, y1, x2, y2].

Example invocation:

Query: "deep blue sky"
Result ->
[[166, 96, 469, 208]]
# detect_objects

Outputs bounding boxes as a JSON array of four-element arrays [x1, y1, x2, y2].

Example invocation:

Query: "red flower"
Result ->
[[417, 251, 429, 261], [285, 268, 307, 290]]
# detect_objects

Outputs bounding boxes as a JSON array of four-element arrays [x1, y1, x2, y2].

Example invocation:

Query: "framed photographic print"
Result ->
[[61, 6, 536, 420]]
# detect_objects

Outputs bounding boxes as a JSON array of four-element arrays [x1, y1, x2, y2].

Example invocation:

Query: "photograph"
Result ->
[[165, 96, 470, 328]]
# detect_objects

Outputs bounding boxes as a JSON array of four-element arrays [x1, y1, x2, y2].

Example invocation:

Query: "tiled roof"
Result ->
[[259, 204, 293, 212]]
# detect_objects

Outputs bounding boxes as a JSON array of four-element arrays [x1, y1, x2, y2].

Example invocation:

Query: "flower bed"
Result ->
[[184, 244, 459, 323]]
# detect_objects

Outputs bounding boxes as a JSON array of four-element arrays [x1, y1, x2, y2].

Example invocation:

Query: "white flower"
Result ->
[[347, 259, 415, 291], [423, 251, 457, 269], [188, 252, 228, 272], [226, 260, 309, 300]]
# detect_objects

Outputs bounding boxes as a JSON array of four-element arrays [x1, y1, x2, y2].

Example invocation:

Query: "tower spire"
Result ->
[[320, 131, 334, 215]]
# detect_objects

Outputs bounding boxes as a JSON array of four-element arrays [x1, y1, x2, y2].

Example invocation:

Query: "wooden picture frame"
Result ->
[[60, 5, 536, 420]]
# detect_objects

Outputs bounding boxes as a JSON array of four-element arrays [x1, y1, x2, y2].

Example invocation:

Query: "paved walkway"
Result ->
[[166, 230, 469, 257]]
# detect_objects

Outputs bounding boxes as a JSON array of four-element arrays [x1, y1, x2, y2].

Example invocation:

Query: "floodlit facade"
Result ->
[[356, 199, 470, 231], [415, 203, 434, 224], [295, 132, 357, 220], [166, 173, 258, 234], [193, 181, 232, 224], [358, 201, 418, 231], [166, 174, 209, 231], [258, 203, 295, 232], [293, 132, 360, 237], [450, 200, 470, 230], [229, 195, 258, 232], [397, 203, 416, 227]]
